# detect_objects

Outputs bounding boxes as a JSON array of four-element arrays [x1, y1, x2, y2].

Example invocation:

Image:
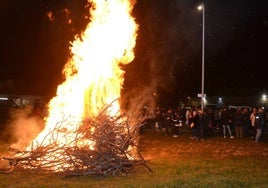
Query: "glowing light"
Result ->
[[197, 5, 203, 10], [262, 94, 267, 101]]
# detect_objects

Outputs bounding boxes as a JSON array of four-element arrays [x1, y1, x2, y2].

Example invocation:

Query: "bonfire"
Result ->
[[1, 0, 152, 177], [3, 100, 152, 177]]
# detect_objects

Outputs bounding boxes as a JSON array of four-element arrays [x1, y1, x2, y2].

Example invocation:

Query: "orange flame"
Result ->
[[29, 0, 138, 150]]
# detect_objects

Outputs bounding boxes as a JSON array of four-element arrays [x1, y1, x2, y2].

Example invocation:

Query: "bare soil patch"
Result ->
[[139, 128, 268, 161]]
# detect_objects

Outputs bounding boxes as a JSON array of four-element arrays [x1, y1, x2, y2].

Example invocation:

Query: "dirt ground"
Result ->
[[139, 127, 268, 161]]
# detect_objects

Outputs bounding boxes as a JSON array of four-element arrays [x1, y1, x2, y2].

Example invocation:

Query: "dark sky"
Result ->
[[0, 0, 268, 104]]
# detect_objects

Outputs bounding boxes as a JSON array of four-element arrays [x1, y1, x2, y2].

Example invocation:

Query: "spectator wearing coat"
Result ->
[[189, 109, 199, 141], [199, 109, 210, 139], [255, 107, 265, 142], [164, 107, 175, 136], [220, 107, 234, 138], [233, 108, 243, 138]]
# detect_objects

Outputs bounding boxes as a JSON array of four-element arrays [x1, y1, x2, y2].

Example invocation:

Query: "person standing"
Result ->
[[233, 108, 243, 138], [199, 109, 210, 139], [242, 107, 251, 137], [173, 107, 183, 137], [220, 107, 234, 138], [255, 107, 265, 142], [189, 109, 199, 141], [164, 107, 175, 136], [185, 109, 190, 126], [154, 106, 164, 131], [250, 107, 257, 140]]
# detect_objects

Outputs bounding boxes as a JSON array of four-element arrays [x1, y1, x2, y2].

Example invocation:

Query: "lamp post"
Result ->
[[198, 3, 205, 111]]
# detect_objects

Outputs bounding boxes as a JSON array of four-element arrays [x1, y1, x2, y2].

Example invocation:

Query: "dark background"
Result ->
[[0, 0, 267, 105]]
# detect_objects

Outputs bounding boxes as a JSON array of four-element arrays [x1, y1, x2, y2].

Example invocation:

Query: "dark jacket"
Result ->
[[255, 112, 265, 129], [199, 113, 210, 128], [233, 111, 243, 127], [242, 112, 250, 127], [221, 109, 231, 125], [189, 114, 199, 129]]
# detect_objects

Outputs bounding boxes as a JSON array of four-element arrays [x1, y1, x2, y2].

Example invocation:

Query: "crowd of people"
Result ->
[[152, 106, 267, 142]]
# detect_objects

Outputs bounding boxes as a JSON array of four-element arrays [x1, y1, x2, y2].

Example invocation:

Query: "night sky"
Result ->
[[0, 0, 268, 104]]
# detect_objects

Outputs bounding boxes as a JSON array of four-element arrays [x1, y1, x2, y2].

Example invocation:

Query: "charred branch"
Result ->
[[1, 102, 152, 177]]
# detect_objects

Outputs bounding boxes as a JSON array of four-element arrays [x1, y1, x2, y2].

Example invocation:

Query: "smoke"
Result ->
[[121, 84, 156, 120], [124, 0, 201, 106], [7, 106, 44, 150], [130, 0, 257, 101], [0, 106, 44, 169]]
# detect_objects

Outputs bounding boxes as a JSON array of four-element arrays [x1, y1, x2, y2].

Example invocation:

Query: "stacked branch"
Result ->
[[2, 104, 152, 177]]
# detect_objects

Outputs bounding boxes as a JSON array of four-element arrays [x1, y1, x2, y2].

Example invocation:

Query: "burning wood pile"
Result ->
[[2, 104, 152, 177], [1, 0, 149, 177]]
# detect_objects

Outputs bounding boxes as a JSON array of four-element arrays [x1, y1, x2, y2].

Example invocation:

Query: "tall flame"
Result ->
[[30, 0, 138, 149]]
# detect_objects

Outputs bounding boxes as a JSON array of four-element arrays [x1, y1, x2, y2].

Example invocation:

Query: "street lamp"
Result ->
[[198, 3, 205, 111], [262, 94, 267, 101]]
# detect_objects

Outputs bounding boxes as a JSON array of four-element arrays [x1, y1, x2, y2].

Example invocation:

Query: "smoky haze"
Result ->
[[0, 106, 44, 169], [123, 0, 202, 107], [8, 107, 44, 150]]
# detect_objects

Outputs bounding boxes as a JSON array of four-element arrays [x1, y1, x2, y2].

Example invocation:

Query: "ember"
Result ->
[[1, 0, 151, 176]]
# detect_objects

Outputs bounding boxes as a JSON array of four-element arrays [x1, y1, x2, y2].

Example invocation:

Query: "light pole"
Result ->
[[198, 3, 205, 111]]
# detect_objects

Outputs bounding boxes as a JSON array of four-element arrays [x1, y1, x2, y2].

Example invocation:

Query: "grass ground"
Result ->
[[0, 126, 268, 188]]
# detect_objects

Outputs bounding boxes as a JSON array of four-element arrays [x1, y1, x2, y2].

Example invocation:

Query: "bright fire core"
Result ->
[[29, 0, 138, 152]]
